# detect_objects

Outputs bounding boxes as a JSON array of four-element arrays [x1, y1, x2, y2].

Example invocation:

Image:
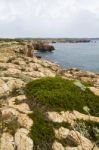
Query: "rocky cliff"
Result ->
[[0, 40, 99, 150]]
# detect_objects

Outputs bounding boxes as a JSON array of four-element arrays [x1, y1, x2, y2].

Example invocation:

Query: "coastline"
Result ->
[[0, 40, 99, 150]]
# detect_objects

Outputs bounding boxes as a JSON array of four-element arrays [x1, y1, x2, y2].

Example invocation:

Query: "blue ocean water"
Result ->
[[37, 41, 99, 72]]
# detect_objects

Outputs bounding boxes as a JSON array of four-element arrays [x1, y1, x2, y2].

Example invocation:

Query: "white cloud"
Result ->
[[0, 0, 99, 37]]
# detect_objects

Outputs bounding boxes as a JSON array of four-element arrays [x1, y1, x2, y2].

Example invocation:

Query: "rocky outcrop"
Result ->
[[0, 133, 14, 150], [15, 128, 33, 150], [52, 141, 64, 150], [0, 40, 99, 150], [54, 127, 93, 149], [89, 87, 99, 96], [47, 110, 99, 125], [58, 68, 99, 88], [0, 41, 59, 150], [33, 41, 55, 51], [53, 127, 99, 150]]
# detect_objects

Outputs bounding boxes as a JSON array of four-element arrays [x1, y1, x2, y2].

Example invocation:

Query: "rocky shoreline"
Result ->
[[0, 40, 99, 150]]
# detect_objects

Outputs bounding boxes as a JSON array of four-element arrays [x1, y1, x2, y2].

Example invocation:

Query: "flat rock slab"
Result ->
[[89, 87, 99, 96]]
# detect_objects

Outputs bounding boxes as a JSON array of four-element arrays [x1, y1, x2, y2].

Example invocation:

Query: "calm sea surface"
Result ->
[[37, 40, 99, 72]]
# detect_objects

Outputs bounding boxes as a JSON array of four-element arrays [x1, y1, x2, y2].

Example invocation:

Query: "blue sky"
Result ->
[[0, 0, 99, 38]]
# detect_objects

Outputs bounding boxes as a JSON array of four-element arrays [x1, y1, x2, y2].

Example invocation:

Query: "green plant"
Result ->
[[0, 114, 20, 135], [25, 77, 99, 116], [15, 88, 25, 95], [74, 120, 99, 146], [25, 77, 99, 149], [29, 111, 55, 150]]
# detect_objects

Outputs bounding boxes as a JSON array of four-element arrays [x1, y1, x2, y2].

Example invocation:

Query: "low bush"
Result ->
[[74, 120, 99, 146], [25, 77, 99, 149], [25, 77, 99, 116], [29, 111, 55, 150]]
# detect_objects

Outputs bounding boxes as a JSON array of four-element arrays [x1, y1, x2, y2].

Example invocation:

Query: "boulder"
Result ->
[[52, 141, 64, 150], [54, 127, 94, 150], [47, 111, 64, 123], [0, 79, 9, 96], [0, 57, 10, 63], [0, 133, 14, 150], [54, 127, 69, 139], [17, 114, 33, 129], [15, 128, 33, 150], [33, 41, 55, 52], [7, 68, 21, 77], [7, 79, 25, 91], [1, 107, 19, 117], [66, 130, 93, 150]]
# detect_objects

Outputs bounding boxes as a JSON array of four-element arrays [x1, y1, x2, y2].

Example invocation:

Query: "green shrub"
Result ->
[[29, 111, 55, 150], [0, 114, 20, 135], [74, 120, 99, 146], [29, 111, 71, 150], [25, 77, 99, 149], [25, 77, 99, 116]]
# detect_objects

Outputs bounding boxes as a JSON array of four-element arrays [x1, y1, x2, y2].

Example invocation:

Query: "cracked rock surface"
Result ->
[[0, 41, 99, 150]]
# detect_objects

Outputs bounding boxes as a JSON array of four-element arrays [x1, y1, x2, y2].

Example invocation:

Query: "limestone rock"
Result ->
[[0, 57, 9, 63], [1, 107, 19, 117], [54, 127, 69, 139], [23, 71, 45, 78], [89, 87, 99, 96], [52, 141, 64, 150], [15, 128, 33, 150], [54, 127, 94, 150], [7, 95, 31, 114], [8, 95, 26, 106], [13, 103, 31, 114], [48, 111, 99, 124], [0, 79, 5, 85], [47, 112, 64, 123], [0, 133, 14, 150], [12, 58, 26, 66], [7, 79, 25, 91], [0, 79, 9, 96], [18, 114, 33, 129], [7, 68, 21, 76], [65, 146, 84, 150]]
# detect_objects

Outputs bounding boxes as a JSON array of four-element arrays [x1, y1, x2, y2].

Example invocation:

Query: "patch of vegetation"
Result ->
[[11, 87, 25, 97], [19, 74, 32, 83], [74, 120, 99, 146], [57, 138, 78, 147], [29, 111, 55, 150], [25, 77, 99, 116], [25, 77, 99, 149], [29, 111, 71, 150], [52, 122, 70, 129], [81, 80, 94, 87], [0, 113, 20, 135]]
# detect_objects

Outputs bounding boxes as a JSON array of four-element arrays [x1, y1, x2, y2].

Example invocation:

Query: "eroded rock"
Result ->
[[89, 87, 99, 96], [0, 133, 14, 150], [52, 141, 64, 150], [15, 128, 33, 150]]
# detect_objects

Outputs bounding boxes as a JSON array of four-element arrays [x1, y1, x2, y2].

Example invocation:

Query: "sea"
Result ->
[[37, 40, 99, 72]]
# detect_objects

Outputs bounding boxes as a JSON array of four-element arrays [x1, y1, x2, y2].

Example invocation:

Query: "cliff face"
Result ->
[[0, 40, 99, 150], [33, 41, 55, 51]]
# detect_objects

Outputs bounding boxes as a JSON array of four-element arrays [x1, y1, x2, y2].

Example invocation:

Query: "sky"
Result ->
[[0, 0, 99, 38]]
